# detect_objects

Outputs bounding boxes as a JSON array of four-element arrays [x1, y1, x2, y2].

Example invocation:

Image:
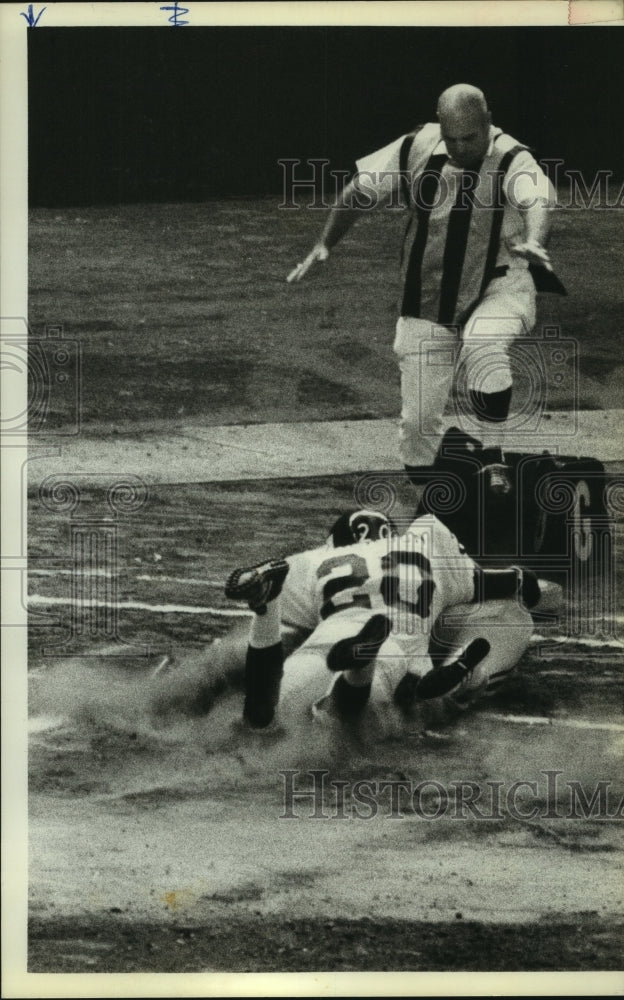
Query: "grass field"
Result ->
[[23, 198, 624, 978], [28, 198, 624, 429]]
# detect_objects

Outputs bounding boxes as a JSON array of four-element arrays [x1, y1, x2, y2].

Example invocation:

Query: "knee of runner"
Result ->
[[333, 674, 372, 718]]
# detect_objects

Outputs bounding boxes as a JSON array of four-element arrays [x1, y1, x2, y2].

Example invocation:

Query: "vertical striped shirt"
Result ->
[[354, 123, 555, 324]]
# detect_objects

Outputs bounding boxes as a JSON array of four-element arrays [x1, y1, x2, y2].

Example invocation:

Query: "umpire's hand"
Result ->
[[287, 243, 329, 283], [510, 239, 552, 271]]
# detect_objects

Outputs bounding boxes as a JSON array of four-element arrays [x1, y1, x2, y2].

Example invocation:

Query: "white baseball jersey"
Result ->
[[275, 515, 490, 730], [280, 514, 476, 642]]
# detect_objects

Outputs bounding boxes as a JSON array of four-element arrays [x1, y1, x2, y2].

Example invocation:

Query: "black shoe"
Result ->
[[415, 637, 491, 700], [326, 614, 390, 673], [225, 559, 289, 614]]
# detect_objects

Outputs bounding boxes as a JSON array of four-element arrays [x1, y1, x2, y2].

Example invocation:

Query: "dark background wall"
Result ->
[[29, 26, 623, 205]]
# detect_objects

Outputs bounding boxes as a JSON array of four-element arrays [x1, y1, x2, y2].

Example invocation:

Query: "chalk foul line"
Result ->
[[27, 594, 251, 618]]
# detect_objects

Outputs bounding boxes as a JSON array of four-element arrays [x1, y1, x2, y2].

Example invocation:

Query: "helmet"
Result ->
[[327, 509, 396, 547]]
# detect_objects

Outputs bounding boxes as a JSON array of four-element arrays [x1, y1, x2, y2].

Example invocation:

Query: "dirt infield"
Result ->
[[26, 474, 624, 974], [27, 199, 624, 431], [27, 914, 624, 973], [21, 200, 624, 980]]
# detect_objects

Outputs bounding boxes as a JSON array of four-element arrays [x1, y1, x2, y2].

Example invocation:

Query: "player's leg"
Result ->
[[280, 609, 390, 725], [323, 612, 393, 721], [314, 629, 416, 739], [326, 612, 391, 674], [427, 598, 534, 716], [460, 268, 535, 427], [224, 558, 290, 728], [393, 317, 458, 474], [280, 608, 375, 719], [459, 269, 536, 491], [371, 632, 435, 736]]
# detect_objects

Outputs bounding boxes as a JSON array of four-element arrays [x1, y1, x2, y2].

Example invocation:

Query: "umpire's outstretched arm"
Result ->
[[287, 178, 367, 282], [510, 194, 556, 269]]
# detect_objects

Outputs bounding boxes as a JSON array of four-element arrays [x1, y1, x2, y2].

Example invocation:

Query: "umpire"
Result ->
[[288, 83, 564, 479]]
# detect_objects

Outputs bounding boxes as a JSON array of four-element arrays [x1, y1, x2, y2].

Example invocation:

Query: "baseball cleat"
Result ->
[[326, 613, 390, 673], [225, 558, 289, 615], [415, 637, 491, 700]]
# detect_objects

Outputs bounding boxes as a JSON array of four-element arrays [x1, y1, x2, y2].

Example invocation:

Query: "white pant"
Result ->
[[279, 608, 413, 717], [278, 599, 534, 736], [426, 597, 534, 700], [394, 268, 536, 466]]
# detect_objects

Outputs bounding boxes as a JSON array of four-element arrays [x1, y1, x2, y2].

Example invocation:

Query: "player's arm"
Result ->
[[320, 178, 365, 246], [506, 150, 557, 269], [424, 517, 540, 609], [288, 132, 409, 283], [511, 197, 554, 269], [287, 177, 368, 283], [518, 196, 553, 246]]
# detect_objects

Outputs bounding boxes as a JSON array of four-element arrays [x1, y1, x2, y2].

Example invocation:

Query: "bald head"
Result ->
[[437, 84, 489, 119], [436, 84, 492, 168]]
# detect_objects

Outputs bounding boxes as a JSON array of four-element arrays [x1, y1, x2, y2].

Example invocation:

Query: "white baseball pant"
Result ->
[[394, 268, 536, 466]]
